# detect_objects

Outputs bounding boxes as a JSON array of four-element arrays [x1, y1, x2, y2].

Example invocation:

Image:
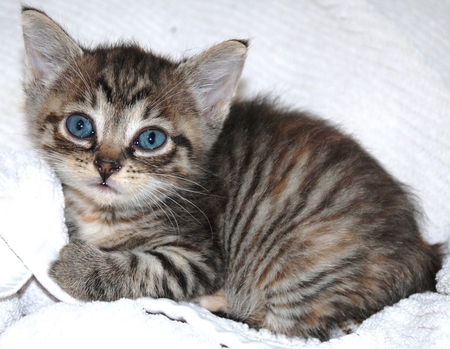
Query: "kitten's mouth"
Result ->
[[92, 181, 119, 194]]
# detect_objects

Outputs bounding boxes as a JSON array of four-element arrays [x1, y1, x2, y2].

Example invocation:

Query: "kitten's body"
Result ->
[[208, 100, 441, 337], [22, 8, 441, 340]]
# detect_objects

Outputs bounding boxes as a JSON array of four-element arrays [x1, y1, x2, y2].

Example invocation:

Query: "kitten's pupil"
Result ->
[[148, 132, 156, 144], [76, 120, 84, 131]]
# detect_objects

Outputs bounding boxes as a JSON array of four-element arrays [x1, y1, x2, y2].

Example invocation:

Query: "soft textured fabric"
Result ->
[[0, 0, 449, 347]]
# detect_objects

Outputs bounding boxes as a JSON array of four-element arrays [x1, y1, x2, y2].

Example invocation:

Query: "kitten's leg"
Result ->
[[195, 289, 228, 312], [49, 240, 220, 302]]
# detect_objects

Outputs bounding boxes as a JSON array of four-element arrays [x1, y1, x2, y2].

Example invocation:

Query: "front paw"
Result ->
[[49, 241, 103, 301]]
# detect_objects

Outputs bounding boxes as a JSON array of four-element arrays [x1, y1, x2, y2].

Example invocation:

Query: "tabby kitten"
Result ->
[[22, 8, 441, 340]]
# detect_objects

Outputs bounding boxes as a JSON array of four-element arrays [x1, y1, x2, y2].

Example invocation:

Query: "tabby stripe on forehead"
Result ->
[[129, 87, 151, 106], [97, 77, 114, 104]]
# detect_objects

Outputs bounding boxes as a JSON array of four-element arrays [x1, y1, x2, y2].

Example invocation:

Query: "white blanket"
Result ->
[[1, 0, 449, 348]]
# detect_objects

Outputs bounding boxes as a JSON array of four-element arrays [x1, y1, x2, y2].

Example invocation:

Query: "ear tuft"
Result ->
[[181, 40, 248, 126], [22, 8, 83, 86]]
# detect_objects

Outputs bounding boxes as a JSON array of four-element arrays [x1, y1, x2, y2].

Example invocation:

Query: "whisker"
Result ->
[[151, 173, 211, 194], [144, 187, 181, 235], [156, 183, 213, 234]]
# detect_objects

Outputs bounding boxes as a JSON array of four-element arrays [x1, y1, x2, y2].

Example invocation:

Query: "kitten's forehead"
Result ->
[[66, 46, 184, 139], [72, 88, 171, 147], [88, 45, 178, 107]]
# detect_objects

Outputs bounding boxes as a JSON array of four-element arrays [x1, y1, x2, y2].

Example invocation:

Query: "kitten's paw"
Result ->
[[49, 241, 102, 300]]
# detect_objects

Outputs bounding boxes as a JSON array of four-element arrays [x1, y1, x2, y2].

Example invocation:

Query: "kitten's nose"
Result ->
[[94, 157, 122, 184]]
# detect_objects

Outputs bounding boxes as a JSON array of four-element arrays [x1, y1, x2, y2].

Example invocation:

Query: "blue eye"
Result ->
[[135, 129, 167, 150], [66, 115, 94, 138]]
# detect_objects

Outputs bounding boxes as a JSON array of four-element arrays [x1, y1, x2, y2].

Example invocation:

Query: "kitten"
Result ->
[[22, 7, 441, 340]]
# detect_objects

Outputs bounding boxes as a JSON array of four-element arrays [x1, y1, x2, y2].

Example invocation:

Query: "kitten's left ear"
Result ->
[[181, 40, 248, 127], [22, 8, 83, 86]]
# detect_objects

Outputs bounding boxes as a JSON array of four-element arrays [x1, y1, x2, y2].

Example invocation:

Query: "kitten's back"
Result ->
[[209, 99, 441, 339]]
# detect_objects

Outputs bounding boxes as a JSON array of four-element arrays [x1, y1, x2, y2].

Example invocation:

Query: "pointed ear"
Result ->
[[22, 8, 83, 86], [181, 40, 248, 126]]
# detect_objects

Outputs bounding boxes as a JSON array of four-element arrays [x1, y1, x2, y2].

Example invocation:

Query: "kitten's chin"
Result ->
[[88, 182, 122, 205]]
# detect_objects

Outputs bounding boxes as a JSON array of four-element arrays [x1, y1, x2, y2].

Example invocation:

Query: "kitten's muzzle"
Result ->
[[94, 157, 122, 185]]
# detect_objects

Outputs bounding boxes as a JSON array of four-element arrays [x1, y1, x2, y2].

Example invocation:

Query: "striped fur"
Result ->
[[205, 100, 441, 339], [22, 8, 441, 340]]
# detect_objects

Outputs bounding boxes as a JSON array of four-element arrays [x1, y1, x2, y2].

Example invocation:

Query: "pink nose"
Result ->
[[94, 157, 122, 184]]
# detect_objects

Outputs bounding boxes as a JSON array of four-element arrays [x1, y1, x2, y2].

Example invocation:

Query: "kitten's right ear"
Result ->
[[180, 40, 248, 128], [22, 8, 83, 86]]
